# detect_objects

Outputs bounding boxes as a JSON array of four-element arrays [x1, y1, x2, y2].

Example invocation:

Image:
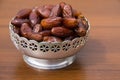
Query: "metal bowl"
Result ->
[[9, 18, 90, 69]]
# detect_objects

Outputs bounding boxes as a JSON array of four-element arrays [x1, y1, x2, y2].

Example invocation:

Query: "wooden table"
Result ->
[[0, 0, 120, 80]]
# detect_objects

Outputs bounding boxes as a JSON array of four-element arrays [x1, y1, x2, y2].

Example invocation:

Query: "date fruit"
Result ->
[[20, 23, 32, 38], [11, 2, 88, 42], [64, 36, 75, 41], [11, 18, 29, 27], [75, 27, 86, 37], [29, 9, 40, 27], [16, 9, 32, 18], [51, 27, 73, 37], [29, 33, 43, 41], [37, 6, 51, 18], [60, 2, 66, 9], [21, 23, 43, 41], [63, 4, 73, 18], [75, 19, 87, 37], [13, 27, 20, 34], [81, 18, 89, 30], [50, 4, 61, 17], [39, 30, 51, 37], [41, 17, 62, 29], [63, 18, 78, 29], [33, 24, 42, 33], [43, 36, 62, 42]]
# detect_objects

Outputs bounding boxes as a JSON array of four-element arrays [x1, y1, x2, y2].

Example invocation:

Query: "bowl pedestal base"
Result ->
[[23, 55, 76, 70]]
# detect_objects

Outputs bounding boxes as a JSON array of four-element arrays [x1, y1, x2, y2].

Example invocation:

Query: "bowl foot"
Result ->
[[23, 55, 76, 70]]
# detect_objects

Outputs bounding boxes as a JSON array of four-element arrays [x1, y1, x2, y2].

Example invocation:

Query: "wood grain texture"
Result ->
[[0, 0, 120, 80]]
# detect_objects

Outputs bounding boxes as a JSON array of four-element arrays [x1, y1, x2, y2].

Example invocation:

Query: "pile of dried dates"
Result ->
[[11, 2, 89, 42]]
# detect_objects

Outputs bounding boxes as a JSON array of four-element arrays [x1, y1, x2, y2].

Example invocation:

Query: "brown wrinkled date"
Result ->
[[20, 23, 42, 41], [29, 9, 40, 27], [63, 4, 73, 18], [13, 26, 20, 34], [11, 18, 29, 27], [65, 35, 78, 40], [75, 27, 86, 37], [50, 4, 61, 17], [16, 9, 32, 18], [39, 30, 51, 37], [11, 2, 88, 42], [75, 19, 87, 37], [29, 33, 43, 41], [63, 18, 78, 29], [41, 17, 62, 29], [43, 36, 62, 42], [60, 2, 66, 9], [51, 27, 73, 37], [33, 24, 42, 33], [20, 23, 32, 38], [37, 6, 51, 18], [81, 18, 89, 30]]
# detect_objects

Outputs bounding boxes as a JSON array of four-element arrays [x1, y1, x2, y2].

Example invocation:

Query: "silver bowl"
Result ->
[[9, 18, 90, 69]]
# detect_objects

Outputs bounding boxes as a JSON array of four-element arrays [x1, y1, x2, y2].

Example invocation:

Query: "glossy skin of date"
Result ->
[[60, 2, 66, 9], [20, 23, 32, 38], [41, 17, 62, 29], [50, 4, 61, 17], [29, 9, 40, 27], [51, 27, 73, 37], [39, 30, 51, 37], [13, 26, 20, 34], [11, 18, 29, 27], [63, 4, 73, 18], [75, 19, 87, 37], [37, 6, 51, 18], [16, 9, 32, 18], [29, 33, 43, 41], [63, 18, 78, 29], [64, 33, 79, 40], [64, 36, 75, 40], [43, 36, 62, 42], [33, 24, 42, 33], [75, 27, 86, 37], [81, 18, 89, 30], [21, 23, 43, 41], [12, 2, 88, 42]]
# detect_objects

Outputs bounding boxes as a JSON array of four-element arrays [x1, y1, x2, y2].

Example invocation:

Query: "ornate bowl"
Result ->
[[9, 18, 90, 69]]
